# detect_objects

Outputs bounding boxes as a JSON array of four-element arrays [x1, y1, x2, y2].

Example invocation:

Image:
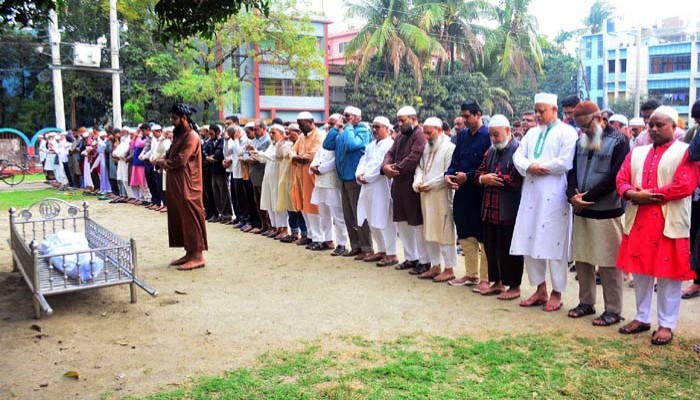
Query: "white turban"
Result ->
[[343, 106, 361, 116], [297, 111, 314, 120], [397, 106, 417, 117], [651, 106, 679, 125], [629, 117, 645, 127], [534, 93, 558, 106], [372, 116, 392, 129], [423, 117, 442, 128], [489, 114, 510, 128], [609, 114, 629, 126]]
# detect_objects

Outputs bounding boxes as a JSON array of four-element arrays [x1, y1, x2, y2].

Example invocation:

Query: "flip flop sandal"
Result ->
[[618, 323, 651, 335], [592, 311, 624, 327], [177, 263, 205, 271], [433, 275, 455, 283], [417, 273, 439, 280], [651, 330, 673, 346], [395, 261, 416, 271], [376, 258, 398, 267], [519, 298, 548, 307], [681, 290, 700, 299], [543, 302, 563, 312], [480, 288, 504, 295], [567, 303, 596, 318], [497, 293, 521, 301]]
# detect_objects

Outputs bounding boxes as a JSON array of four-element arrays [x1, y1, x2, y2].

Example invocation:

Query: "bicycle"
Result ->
[[0, 158, 27, 186]]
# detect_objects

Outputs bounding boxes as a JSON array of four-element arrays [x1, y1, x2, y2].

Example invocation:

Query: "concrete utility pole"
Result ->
[[48, 10, 66, 130], [109, 0, 122, 128], [634, 26, 642, 118]]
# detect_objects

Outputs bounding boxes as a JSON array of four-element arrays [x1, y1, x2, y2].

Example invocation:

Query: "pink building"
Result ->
[[328, 28, 360, 65]]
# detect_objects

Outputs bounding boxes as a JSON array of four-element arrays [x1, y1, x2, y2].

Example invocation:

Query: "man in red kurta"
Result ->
[[157, 103, 208, 271], [616, 106, 698, 345]]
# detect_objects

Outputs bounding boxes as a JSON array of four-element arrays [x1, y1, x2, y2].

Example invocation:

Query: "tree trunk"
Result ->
[[71, 97, 76, 128]]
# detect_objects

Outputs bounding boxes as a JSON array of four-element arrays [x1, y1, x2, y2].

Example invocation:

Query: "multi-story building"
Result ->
[[225, 18, 331, 123], [579, 17, 700, 122], [327, 29, 359, 112]]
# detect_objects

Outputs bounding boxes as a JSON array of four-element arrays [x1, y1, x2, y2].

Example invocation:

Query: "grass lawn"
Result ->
[[23, 173, 49, 183], [0, 188, 86, 211], [131, 332, 699, 400]]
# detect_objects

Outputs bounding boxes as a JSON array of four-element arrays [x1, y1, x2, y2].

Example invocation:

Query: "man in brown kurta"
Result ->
[[157, 103, 208, 271], [381, 106, 430, 274]]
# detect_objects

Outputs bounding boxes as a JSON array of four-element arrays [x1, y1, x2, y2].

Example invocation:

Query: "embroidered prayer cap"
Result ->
[[629, 117, 645, 127], [423, 117, 442, 128], [152, 124, 163, 131], [489, 114, 510, 128], [270, 124, 285, 133], [329, 113, 342, 121], [609, 114, 629, 126], [572, 101, 600, 117], [297, 111, 314, 120], [288, 123, 301, 131], [372, 116, 392, 129], [344, 106, 361, 116], [397, 106, 417, 117], [460, 100, 482, 114], [244, 122, 255, 129], [651, 106, 679, 125], [534, 92, 558, 106]]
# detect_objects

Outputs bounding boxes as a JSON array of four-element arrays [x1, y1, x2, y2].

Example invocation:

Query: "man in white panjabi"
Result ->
[[413, 117, 458, 282], [309, 114, 348, 253], [356, 116, 398, 266], [511, 93, 578, 312]]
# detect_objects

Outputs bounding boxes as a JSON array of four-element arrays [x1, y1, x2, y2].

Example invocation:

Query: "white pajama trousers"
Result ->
[[317, 202, 348, 246], [370, 223, 397, 255], [303, 212, 321, 243], [425, 241, 457, 269], [396, 221, 429, 264], [524, 256, 568, 293], [270, 211, 287, 229], [633, 274, 682, 329]]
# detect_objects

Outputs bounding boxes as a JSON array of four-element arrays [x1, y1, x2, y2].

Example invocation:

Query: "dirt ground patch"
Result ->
[[1, 198, 699, 399]]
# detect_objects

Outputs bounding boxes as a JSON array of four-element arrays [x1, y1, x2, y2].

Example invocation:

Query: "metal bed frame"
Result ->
[[8, 198, 158, 318]]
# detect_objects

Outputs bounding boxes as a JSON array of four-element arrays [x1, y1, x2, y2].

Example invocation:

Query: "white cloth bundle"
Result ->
[[41, 230, 104, 281]]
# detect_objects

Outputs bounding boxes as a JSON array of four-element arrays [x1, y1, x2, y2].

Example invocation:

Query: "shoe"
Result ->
[[363, 253, 385, 262], [141, 201, 152, 207], [241, 225, 253, 232], [343, 248, 362, 258], [331, 245, 347, 256], [280, 234, 298, 243], [312, 242, 333, 251], [395, 260, 418, 271], [295, 237, 312, 246], [233, 222, 244, 229], [409, 263, 430, 276]]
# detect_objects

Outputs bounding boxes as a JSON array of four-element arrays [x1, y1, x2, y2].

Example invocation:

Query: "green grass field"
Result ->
[[131, 332, 699, 400], [0, 188, 86, 211]]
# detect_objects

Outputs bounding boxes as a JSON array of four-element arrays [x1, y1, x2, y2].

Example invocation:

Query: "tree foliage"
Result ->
[[583, 0, 615, 34]]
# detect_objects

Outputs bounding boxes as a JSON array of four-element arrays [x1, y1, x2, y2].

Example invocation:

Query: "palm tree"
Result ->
[[344, 0, 445, 89], [482, 0, 543, 85], [583, 0, 615, 34]]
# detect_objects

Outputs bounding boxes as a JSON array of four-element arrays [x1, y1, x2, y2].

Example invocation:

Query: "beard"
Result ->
[[173, 123, 185, 136], [580, 123, 603, 151], [401, 123, 413, 135], [492, 139, 509, 151]]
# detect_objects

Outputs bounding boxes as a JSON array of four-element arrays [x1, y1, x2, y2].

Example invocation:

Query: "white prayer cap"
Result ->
[[651, 106, 679, 124], [270, 123, 285, 133], [397, 106, 417, 117], [244, 122, 255, 129], [98, 130, 107, 137], [423, 117, 442, 128], [46, 132, 56, 137], [288, 123, 301, 131], [629, 117, 645, 127], [343, 106, 361, 116], [152, 124, 163, 130], [329, 113, 342, 121], [489, 114, 510, 128], [58, 131, 67, 136], [200, 125, 209, 130], [609, 114, 628, 126], [82, 132, 89, 138], [534, 92, 558, 106], [297, 111, 314, 120], [372, 116, 392, 129]]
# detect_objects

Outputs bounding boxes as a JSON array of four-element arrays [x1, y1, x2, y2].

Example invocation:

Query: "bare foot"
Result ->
[[543, 292, 563, 312], [519, 292, 548, 307], [177, 257, 206, 271], [497, 287, 521, 300], [433, 270, 455, 283], [169, 255, 190, 266], [448, 276, 479, 286]]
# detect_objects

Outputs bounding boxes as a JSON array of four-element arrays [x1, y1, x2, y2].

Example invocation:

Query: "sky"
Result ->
[[306, 0, 700, 40]]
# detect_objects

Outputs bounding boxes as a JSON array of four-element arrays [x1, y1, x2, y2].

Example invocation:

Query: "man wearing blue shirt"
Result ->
[[323, 106, 374, 259]]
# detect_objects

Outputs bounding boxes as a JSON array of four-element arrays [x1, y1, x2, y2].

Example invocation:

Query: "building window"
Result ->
[[608, 60, 615, 73], [597, 65, 603, 89], [338, 42, 347, 53], [330, 86, 346, 103], [649, 88, 689, 106], [620, 59, 627, 73], [649, 54, 691, 73], [585, 38, 592, 59], [597, 37, 603, 58], [596, 97, 603, 108], [259, 78, 323, 97], [585, 66, 591, 88]]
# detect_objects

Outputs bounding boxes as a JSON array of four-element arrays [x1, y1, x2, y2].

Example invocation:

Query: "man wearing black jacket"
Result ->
[[566, 101, 629, 327], [207, 124, 233, 223]]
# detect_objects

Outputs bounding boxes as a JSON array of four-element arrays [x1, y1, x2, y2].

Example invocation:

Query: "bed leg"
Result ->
[[130, 238, 138, 304], [11, 256, 18, 273], [33, 297, 41, 319]]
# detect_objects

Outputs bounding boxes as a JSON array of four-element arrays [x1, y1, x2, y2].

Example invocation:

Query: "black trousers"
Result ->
[[483, 221, 523, 287], [109, 178, 120, 195], [242, 179, 259, 227], [145, 163, 162, 206], [253, 184, 270, 229], [62, 162, 73, 187], [230, 176, 243, 221], [234, 178, 250, 223], [212, 173, 232, 218], [203, 170, 215, 219], [691, 200, 700, 284]]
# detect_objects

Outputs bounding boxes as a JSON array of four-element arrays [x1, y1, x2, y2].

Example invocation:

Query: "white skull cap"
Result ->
[[270, 123, 285, 133], [244, 122, 255, 129], [152, 124, 163, 130], [297, 111, 314, 120], [651, 106, 679, 124], [609, 114, 628, 126], [344, 106, 361, 116], [423, 117, 442, 128], [288, 123, 301, 131], [534, 92, 558, 106], [329, 113, 342, 121], [372, 116, 392, 129], [397, 106, 417, 117], [489, 114, 510, 128], [629, 117, 645, 127]]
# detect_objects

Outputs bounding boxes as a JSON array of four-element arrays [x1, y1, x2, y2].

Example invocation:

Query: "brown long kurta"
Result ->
[[162, 128, 208, 252], [382, 126, 427, 226], [291, 128, 325, 214]]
